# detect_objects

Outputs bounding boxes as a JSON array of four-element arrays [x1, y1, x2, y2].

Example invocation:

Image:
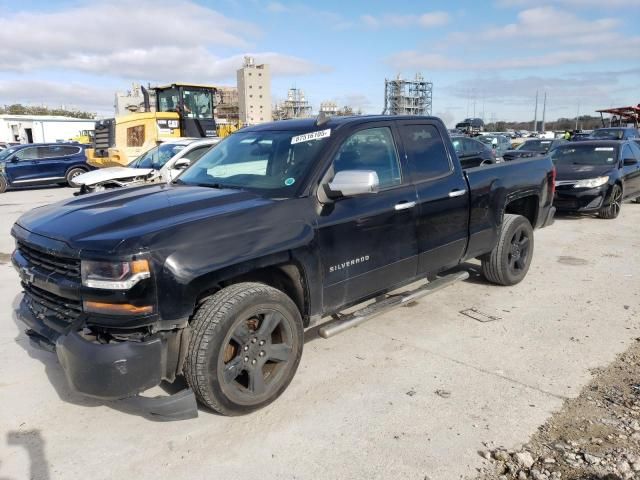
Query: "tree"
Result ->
[[0, 104, 96, 119]]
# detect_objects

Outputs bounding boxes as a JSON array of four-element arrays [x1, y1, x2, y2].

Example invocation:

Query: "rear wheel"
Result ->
[[0, 176, 7, 193], [65, 168, 86, 188], [185, 282, 303, 415], [481, 214, 534, 286], [598, 184, 622, 219]]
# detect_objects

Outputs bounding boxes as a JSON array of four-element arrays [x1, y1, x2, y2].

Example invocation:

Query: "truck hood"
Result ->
[[555, 164, 614, 180], [15, 184, 274, 253], [74, 167, 156, 186]]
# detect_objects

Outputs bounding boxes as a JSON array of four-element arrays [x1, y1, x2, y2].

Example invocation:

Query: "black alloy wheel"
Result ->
[[185, 282, 303, 415], [599, 184, 622, 219], [220, 310, 295, 405]]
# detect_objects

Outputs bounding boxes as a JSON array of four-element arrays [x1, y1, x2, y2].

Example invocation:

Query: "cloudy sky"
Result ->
[[0, 0, 639, 125]]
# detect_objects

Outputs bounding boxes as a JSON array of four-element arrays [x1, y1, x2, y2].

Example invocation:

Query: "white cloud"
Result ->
[[266, 2, 289, 12], [0, 0, 328, 82], [0, 80, 115, 114], [478, 7, 618, 45], [361, 11, 450, 29], [390, 7, 640, 72]]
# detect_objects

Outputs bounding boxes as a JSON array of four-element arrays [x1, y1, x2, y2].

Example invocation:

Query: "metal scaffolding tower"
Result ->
[[383, 74, 433, 116], [273, 88, 313, 120]]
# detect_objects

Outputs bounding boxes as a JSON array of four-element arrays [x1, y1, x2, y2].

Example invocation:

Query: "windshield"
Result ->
[[157, 87, 214, 119], [551, 145, 618, 166], [177, 129, 331, 197], [517, 140, 552, 152], [0, 147, 20, 162], [590, 129, 625, 140], [128, 143, 186, 169], [182, 88, 214, 119]]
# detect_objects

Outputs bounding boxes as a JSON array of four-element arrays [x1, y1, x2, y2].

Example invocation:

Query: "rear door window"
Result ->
[[398, 124, 452, 182]]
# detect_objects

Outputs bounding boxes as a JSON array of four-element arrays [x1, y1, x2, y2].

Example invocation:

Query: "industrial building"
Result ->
[[383, 74, 433, 116], [319, 101, 339, 116], [237, 56, 272, 125], [273, 88, 313, 120], [0, 115, 95, 143]]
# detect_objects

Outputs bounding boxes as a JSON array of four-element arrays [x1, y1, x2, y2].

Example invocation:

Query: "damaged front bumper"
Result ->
[[17, 297, 197, 420]]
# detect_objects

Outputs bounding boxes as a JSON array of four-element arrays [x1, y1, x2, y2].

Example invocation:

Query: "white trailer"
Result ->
[[0, 115, 95, 143]]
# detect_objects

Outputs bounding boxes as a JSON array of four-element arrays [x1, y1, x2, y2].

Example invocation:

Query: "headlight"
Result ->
[[81, 259, 150, 290], [573, 176, 609, 189]]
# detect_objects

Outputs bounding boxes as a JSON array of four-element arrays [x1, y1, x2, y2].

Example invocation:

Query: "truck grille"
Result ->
[[23, 283, 82, 329], [17, 241, 80, 280], [93, 119, 115, 157]]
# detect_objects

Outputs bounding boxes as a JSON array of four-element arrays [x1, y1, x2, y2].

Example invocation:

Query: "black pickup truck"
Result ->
[[12, 116, 555, 417]]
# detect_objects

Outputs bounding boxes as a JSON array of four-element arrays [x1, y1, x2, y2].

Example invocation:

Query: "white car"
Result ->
[[74, 138, 219, 194]]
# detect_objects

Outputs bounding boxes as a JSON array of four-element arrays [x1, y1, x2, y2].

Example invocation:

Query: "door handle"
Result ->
[[449, 189, 467, 198], [394, 201, 416, 211]]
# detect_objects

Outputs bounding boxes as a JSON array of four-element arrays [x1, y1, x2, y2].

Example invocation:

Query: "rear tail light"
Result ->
[[550, 166, 557, 197]]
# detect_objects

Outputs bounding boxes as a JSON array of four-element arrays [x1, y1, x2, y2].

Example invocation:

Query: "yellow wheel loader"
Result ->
[[87, 84, 219, 167]]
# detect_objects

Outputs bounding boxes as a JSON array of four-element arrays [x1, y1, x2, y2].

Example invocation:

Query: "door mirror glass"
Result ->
[[327, 170, 379, 197], [174, 158, 191, 170]]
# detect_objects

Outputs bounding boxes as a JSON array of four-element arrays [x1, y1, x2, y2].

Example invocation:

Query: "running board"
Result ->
[[318, 271, 469, 339]]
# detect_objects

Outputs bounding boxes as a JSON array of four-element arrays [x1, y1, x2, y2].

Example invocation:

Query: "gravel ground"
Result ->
[[475, 340, 640, 480]]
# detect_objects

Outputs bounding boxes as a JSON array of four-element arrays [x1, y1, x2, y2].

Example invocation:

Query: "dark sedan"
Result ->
[[590, 127, 639, 141], [503, 139, 566, 161], [552, 140, 640, 219]]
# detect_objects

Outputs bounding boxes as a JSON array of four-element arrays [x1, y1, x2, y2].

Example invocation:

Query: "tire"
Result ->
[[185, 282, 304, 416], [65, 167, 86, 188], [598, 184, 622, 219], [0, 176, 7, 193], [481, 214, 534, 286], [633, 196, 640, 204]]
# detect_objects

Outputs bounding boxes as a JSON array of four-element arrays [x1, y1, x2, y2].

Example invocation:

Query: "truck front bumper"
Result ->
[[17, 296, 197, 419]]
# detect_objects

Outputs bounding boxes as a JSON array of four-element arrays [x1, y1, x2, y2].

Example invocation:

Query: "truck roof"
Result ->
[[244, 115, 442, 132]]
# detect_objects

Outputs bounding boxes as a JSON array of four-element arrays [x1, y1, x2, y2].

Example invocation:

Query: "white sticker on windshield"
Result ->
[[595, 147, 614, 151], [291, 129, 331, 145]]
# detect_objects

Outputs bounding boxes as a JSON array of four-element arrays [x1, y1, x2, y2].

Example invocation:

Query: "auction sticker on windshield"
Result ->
[[291, 129, 331, 145], [595, 147, 614, 151]]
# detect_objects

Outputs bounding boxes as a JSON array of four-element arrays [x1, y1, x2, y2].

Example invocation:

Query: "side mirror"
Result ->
[[327, 170, 379, 197], [174, 158, 191, 170], [623, 158, 638, 166]]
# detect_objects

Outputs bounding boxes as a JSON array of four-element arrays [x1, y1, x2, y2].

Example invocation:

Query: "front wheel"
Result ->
[[598, 184, 622, 219], [185, 282, 303, 415], [481, 214, 534, 286], [65, 168, 86, 188]]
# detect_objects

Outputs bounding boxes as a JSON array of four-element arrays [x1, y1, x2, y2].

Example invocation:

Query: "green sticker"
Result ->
[[285, 177, 295, 186]]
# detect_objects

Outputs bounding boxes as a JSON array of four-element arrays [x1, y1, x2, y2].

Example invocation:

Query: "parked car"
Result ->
[[503, 138, 567, 161], [589, 127, 640, 141], [450, 135, 497, 167], [570, 132, 592, 142], [74, 138, 219, 194], [0, 143, 92, 193], [12, 115, 555, 417], [552, 140, 640, 218], [477, 134, 511, 160]]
